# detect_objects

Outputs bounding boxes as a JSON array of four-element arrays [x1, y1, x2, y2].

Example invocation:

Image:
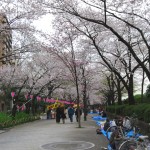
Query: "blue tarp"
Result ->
[[101, 129, 107, 137], [92, 115, 143, 150], [101, 128, 141, 139], [126, 130, 141, 138], [92, 116, 107, 121], [108, 144, 112, 150]]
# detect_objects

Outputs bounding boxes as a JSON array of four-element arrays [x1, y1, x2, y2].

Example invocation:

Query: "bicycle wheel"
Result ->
[[118, 140, 137, 150]]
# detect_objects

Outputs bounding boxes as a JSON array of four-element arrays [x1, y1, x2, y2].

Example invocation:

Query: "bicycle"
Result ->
[[101, 116, 150, 150], [118, 125, 150, 150], [118, 135, 150, 150], [106, 125, 128, 140], [105, 124, 144, 150], [104, 125, 127, 150]]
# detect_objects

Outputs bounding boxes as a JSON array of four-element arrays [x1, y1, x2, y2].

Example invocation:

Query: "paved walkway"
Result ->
[[0, 114, 108, 150], [0, 130, 5, 134]]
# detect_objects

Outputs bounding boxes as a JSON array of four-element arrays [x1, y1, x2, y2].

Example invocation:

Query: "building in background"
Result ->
[[0, 13, 14, 67], [0, 13, 13, 112]]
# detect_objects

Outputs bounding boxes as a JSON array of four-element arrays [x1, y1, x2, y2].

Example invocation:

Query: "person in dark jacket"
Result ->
[[46, 107, 51, 120], [104, 118, 110, 131], [60, 105, 66, 124], [101, 110, 107, 118], [68, 105, 75, 122], [55, 105, 61, 123], [75, 108, 82, 122]]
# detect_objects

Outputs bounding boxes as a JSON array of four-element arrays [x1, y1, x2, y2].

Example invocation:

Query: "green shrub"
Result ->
[[106, 105, 125, 115], [0, 112, 40, 129], [144, 96, 150, 103], [106, 103, 150, 124], [121, 105, 134, 116], [0, 113, 12, 123], [133, 104, 150, 120], [134, 94, 141, 103], [15, 112, 30, 120], [134, 94, 150, 103], [106, 105, 115, 114], [144, 107, 150, 123], [115, 105, 125, 115], [145, 84, 150, 97]]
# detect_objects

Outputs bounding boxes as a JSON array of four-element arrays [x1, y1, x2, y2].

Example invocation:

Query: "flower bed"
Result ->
[[0, 112, 40, 129]]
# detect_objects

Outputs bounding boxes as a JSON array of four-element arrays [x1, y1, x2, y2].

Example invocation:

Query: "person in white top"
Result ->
[[123, 116, 131, 131], [110, 119, 116, 127]]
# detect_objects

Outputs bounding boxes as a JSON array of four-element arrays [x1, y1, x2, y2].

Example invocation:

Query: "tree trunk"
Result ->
[[128, 75, 135, 105], [110, 90, 115, 105], [117, 78, 122, 105], [12, 104, 17, 119], [83, 79, 87, 121], [107, 97, 111, 105], [32, 97, 35, 116], [110, 73, 115, 104], [141, 69, 145, 103], [83, 97, 87, 121], [75, 77, 81, 128]]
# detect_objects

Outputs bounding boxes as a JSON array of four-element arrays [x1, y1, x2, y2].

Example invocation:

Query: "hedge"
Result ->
[[106, 103, 150, 123], [0, 112, 40, 129]]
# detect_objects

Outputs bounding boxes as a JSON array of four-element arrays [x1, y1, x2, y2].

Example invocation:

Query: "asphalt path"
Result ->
[[0, 114, 108, 150]]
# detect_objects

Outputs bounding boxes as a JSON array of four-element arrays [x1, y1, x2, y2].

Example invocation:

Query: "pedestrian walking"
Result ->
[[75, 107, 82, 122], [55, 104, 61, 123], [60, 105, 66, 124], [46, 107, 51, 120], [68, 105, 75, 122]]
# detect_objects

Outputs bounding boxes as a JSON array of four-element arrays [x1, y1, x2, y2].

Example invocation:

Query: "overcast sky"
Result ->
[[33, 14, 54, 34]]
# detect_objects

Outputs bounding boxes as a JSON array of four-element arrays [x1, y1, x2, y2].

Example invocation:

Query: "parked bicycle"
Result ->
[[118, 135, 150, 150], [101, 116, 150, 150]]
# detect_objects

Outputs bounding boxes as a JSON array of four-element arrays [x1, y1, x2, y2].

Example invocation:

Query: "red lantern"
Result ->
[[11, 92, 15, 98]]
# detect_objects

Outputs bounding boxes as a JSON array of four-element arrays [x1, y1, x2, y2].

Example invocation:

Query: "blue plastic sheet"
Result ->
[[126, 130, 141, 138], [92, 115, 143, 150], [92, 116, 107, 121], [93, 117, 138, 136], [108, 144, 112, 150], [101, 129, 107, 137]]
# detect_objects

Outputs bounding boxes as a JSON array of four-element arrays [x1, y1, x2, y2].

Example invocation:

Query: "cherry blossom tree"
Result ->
[[0, 47, 68, 115], [39, 0, 150, 104], [44, 20, 98, 125]]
